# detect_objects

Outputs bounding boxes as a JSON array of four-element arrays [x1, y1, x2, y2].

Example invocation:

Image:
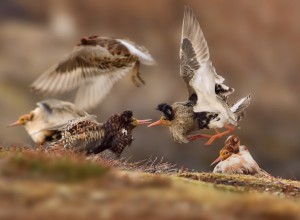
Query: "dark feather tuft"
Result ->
[[156, 103, 175, 121], [121, 110, 133, 122]]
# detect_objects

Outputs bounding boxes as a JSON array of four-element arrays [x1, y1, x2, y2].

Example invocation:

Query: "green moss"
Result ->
[[0, 152, 109, 182]]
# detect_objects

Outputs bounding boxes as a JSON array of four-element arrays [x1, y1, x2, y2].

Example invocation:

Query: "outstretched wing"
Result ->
[[73, 68, 132, 110], [31, 38, 138, 110], [180, 6, 232, 112], [36, 99, 89, 127], [180, 5, 209, 99]]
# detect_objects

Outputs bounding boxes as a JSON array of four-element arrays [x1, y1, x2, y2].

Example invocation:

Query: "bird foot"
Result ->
[[205, 127, 234, 146], [188, 125, 235, 146], [132, 72, 145, 87]]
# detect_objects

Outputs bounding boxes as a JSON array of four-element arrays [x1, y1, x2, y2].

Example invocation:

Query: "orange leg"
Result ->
[[205, 125, 235, 146], [187, 125, 235, 146], [188, 133, 212, 141]]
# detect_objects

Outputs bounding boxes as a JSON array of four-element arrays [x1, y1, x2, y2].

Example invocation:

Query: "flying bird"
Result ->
[[8, 99, 88, 145], [211, 135, 269, 176], [55, 110, 151, 157], [31, 36, 155, 110], [148, 6, 250, 145]]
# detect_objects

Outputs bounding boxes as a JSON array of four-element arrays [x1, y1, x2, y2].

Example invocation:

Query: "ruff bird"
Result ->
[[212, 135, 268, 176], [148, 6, 250, 145], [8, 99, 88, 144], [55, 110, 151, 157], [31, 36, 155, 110]]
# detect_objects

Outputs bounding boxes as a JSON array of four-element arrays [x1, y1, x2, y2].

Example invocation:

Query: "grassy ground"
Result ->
[[0, 146, 299, 220]]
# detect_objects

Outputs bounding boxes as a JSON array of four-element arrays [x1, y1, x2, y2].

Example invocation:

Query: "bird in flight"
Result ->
[[148, 6, 250, 145], [31, 36, 155, 110]]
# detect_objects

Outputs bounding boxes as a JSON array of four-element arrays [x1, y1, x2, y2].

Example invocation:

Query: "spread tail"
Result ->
[[230, 94, 251, 120]]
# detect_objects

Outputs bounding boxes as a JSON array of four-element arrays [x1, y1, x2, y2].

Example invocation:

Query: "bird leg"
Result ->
[[187, 125, 235, 146], [187, 133, 212, 141], [131, 61, 145, 87], [205, 125, 235, 146]]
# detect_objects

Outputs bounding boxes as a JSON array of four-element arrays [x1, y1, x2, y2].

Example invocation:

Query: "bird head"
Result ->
[[211, 135, 240, 166], [225, 135, 240, 146], [120, 110, 152, 127], [8, 113, 33, 127], [148, 103, 174, 127]]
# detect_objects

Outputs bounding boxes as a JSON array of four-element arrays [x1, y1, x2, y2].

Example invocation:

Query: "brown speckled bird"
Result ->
[[211, 135, 269, 176], [55, 110, 151, 157], [31, 36, 155, 110], [8, 99, 88, 145], [148, 6, 250, 145], [148, 102, 199, 144]]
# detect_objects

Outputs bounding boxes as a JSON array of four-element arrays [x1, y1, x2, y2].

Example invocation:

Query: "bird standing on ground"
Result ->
[[148, 6, 250, 145], [55, 110, 151, 157], [211, 135, 269, 176], [31, 36, 155, 110], [8, 99, 88, 145]]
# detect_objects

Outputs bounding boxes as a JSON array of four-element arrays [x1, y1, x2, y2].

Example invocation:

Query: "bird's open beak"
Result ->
[[147, 120, 162, 127], [7, 121, 21, 128], [136, 119, 152, 125], [211, 156, 222, 166]]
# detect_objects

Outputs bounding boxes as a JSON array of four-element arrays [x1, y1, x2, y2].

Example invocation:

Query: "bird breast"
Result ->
[[213, 149, 260, 174], [168, 103, 197, 143]]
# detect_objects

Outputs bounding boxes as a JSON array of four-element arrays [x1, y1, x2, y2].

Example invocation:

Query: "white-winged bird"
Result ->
[[148, 6, 250, 145], [31, 36, 155, 110], [211, 135, 269, 176], [56, 110, 151, 157], [7, 99, 89, 144]]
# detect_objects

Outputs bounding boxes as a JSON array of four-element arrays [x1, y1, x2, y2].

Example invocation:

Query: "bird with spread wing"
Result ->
[[148, 6, 250, 145], [8, 99, 89, 145], [31, 36, 155, 110]]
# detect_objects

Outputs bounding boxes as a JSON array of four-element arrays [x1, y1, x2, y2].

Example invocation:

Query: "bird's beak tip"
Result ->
[[7, 121, 21, 128], [147, 120, 162, 127], [211, 156, 222, 166], [136, 119, 152, 125]]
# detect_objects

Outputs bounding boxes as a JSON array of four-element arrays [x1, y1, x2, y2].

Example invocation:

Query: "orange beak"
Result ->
[[7, 121, 21, 128], [136, 119, 152, 125], [147, 120, 162, 127], [211, 156, 222, 166]]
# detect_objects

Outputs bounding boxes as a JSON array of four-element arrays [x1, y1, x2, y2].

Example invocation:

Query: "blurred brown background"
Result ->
[[1, 0, 299, 179]]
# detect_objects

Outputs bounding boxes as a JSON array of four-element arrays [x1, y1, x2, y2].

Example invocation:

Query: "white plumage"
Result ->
[[180, 6, 251, 144]]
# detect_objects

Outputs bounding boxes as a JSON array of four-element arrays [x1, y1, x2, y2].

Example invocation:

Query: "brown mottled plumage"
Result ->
[[56, 110, 151, 157], [7, 99, 88, 144], [212, 135, 270, 176], [31, 36, 155, 110], [148, 102, 198, 143]]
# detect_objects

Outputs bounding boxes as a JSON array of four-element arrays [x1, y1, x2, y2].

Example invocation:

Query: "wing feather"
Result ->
[[180, 6, 233, 112], [57, 116, 104, 152], [74, 68, 132, 110], [36, 99, 89, 126], [31, 43, 137, 110], [31, 45, 128, 95]]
